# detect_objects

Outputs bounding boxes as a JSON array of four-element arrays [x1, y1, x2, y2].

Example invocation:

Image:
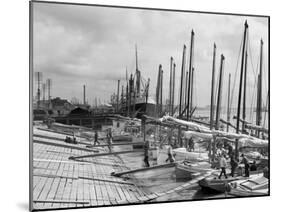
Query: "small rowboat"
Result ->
[[198, 175, 243, 193], [228, 173, 269, 196]]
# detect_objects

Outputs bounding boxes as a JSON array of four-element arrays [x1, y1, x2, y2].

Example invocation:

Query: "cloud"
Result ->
[[33, 2, 269, 107]]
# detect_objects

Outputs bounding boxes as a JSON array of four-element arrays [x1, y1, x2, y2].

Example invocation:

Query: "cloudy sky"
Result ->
[[32, 2, 268, 108]]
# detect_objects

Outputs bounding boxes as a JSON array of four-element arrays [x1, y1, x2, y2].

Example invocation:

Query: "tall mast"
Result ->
[[210, 43, 216, 130], [135, 44, 138, 72], [156, 65, 162, 117], [46, 78, 51, 109], [135, 45, 140, 95], [83, 85, 86, 105], [36, 72, 42, 109], [215, 54, 225, 130], [242, 52, 248, 132], [235, 20, 248, 158], [126, 68, 129, 116], [171, 63, 176, 116], [179, 45, 187, 118], [121, 85, 124, 111], [160, 67, 163, 116], [256, 39, 263, 129], [42, 83, 46, 102], [190, 67, 195, 117], [184, 71, 189, 117], [129, 74, 134, 117], [227, 74, 231, 132], [169, 57, 174, 115], [145, 78, 150, 105], [187, 30, 195, 120]]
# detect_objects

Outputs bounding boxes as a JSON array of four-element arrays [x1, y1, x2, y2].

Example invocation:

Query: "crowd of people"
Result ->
[[217, 151, 259, 179], [81, 128, 263, 178]]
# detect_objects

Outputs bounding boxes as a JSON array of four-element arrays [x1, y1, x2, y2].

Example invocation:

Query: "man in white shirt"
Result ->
[[218, 154, 228, 179]]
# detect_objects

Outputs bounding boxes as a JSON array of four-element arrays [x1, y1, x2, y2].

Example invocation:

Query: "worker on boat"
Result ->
[[188, 137, 195, 152], [218, 154, 228, 179], [230, 154, 238, 177], [143, 140, 150, 167], [94, 131, 100, 146], [227, 144, 233, 157], [65, 136, 70, 143], [241, 154, 250, 177], [250, 160, 257, 171], [107, 128, 113, 153], [165, 145, 175, 163]]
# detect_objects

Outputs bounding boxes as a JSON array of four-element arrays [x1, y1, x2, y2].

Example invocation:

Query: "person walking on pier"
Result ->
[[241, 154, 250, 177], [188, 137, 195, 152], [94, 131, 100, 146], [143, 140, 150, 167], [165, 145, 175, 163], [230, 154, 238, 177], [250, 160, 257, 171], [107, 128, 113, 153], [218, 154, 228, 179]]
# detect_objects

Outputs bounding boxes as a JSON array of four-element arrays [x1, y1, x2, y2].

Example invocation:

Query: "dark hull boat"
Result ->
[[122, 101, 156, 119], [199, 170, 267, 194], [199, 175, 243, 193]]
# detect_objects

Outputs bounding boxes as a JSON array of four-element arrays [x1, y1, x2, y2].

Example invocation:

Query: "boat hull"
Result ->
[[199, 177, 242, 193], [121, 102, 156, 118], [175, 162, 211, 182]]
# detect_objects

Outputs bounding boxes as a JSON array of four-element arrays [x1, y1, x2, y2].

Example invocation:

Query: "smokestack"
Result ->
[[83, 85, 86, 105], [46, 78, 52, 109], [116, 80, 120, 112]]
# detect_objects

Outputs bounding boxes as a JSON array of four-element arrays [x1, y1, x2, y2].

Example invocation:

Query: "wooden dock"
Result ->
[[32, 126, 149, 210]]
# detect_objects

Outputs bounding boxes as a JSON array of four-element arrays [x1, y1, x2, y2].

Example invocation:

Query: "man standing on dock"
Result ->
[[188, 137, 195, 152], [230, 154, 238, 177], [143, 140, 150, 167], [241, 154, 250, 177], [107, 128, 113, 153], [166, 145, 175, 163], [218, 154, 228, 179], [94, 131, 100, 146]]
